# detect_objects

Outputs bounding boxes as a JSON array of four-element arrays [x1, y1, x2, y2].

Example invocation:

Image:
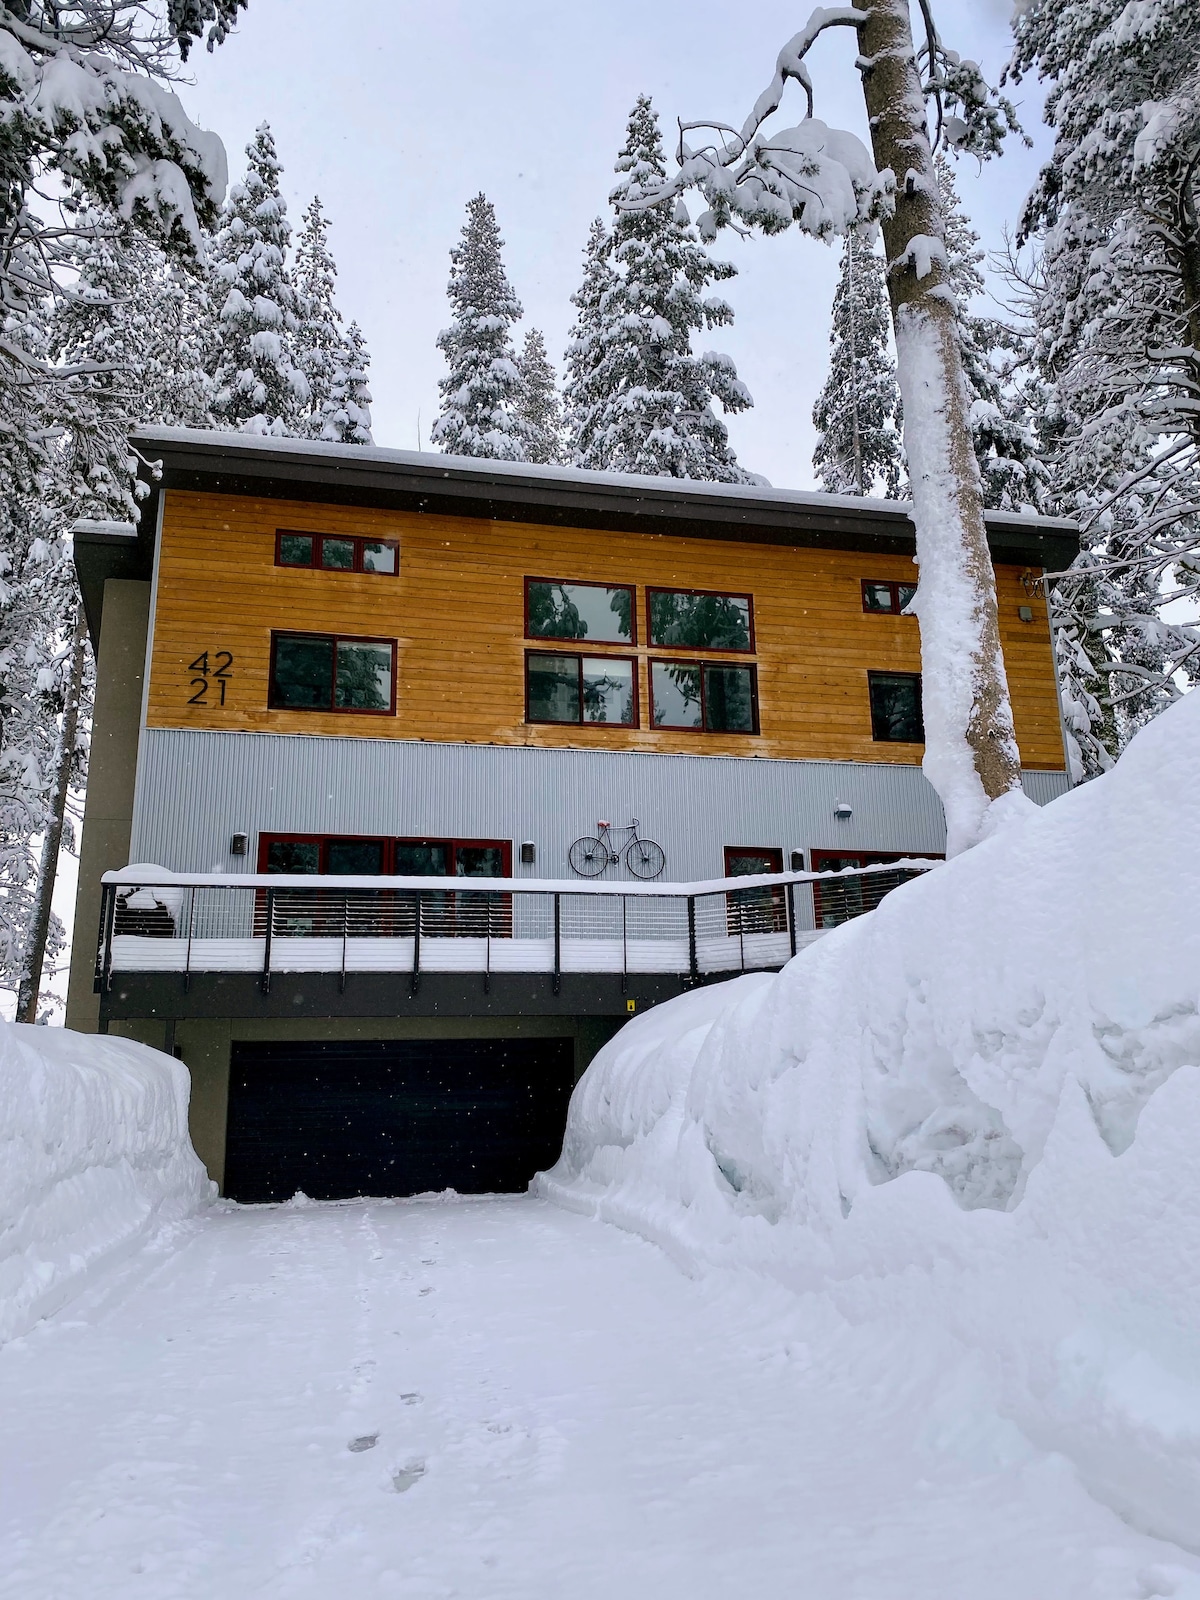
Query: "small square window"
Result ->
[[279, 533, 313, 567], [322, 537, 355, 570], [868, 672, 924, 742], [862, 579, 918, 615], [651, 662, 703, 728], [362, 541, 397, 575]]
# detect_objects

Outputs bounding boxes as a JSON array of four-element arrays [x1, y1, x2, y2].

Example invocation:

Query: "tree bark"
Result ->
[[855, 0, 1024, 852], [17, 607, 88, 1024]]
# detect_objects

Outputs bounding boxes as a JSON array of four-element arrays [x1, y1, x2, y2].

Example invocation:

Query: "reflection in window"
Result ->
[[651, 661, 756, 733], [322, 537, 355, 570], [868, 671, 924, 742], [266, 840, 320, 873], [526, 580, 633, 643], [275, 531, 399, 575], [394, 842, 450, 876], [270, 633, 395, 714], [648, 589, 752, 650], [862, 579, 918, 614], [279, 533, 314, 567], [326, 839, 386, 874], [362, 541, 396, 574], [526, 653, 635, 726]]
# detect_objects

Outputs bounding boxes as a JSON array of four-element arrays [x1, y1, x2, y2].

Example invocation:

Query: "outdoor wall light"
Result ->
[[790, 850, 805, 871], [833, 801, 853, 820], [1018, 605, 1034, 623], [230, 832, 248, 856], [520, 841, 536, 865]]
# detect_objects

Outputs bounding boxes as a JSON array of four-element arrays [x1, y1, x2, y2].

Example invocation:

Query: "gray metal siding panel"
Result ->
[[129, 729, 1071, 881]]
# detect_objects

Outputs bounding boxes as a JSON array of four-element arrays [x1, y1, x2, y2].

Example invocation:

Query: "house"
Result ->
[[66, 429, 1078, 1201]]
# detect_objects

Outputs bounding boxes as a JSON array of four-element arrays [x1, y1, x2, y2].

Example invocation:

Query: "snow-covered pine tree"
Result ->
[[811, 232, 903, 497], [293, 196, 373, 444], [1009, 0, 1200, 776], [432, 195, 529, 460], [622, 3, 1029, 852], [563, 218, 617, 463], [207, 124, 308, 435], [935, 156, 1042, 514], [516, 329, 564, 465], [565, 96, 755, 482]]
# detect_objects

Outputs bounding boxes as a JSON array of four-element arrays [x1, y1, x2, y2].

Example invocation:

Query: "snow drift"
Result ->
[[0, 1026, 212, 1343], [540, 690, 1200, 1549]]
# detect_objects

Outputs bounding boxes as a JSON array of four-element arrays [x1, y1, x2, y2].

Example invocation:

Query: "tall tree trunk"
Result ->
[[17, 607, 88, 1023], [855, 0, 1024, 853]]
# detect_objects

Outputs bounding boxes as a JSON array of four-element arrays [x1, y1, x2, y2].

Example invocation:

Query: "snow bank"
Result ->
[[0, 1026, 213, 1343], [540, 690, 1200, 1548]]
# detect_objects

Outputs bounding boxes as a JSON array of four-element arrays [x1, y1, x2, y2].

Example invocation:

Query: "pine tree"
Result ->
[[432, 194, 529, 460], [811, 233, 903, 497], [564, 96, 755, 482], [293, 197, 373, 445], [563, 218, 617, 462], [936, 156, 1042, 513], [207, 124, 308, 435], [516, 329, 564, 465], [1009, 0, 1200, 773]]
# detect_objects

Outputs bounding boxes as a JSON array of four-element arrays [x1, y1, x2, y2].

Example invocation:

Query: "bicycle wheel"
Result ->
[[568, 836, 609, 877], [625, 837, 665, 880]]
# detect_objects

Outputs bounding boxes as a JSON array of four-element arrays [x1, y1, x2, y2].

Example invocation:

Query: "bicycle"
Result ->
[[568, 818, 665, 880]]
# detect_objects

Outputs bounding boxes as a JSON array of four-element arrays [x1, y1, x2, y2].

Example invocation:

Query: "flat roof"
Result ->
[[74, 428, 1079, 644]]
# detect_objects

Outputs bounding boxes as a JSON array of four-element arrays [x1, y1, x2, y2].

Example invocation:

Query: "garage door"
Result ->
[[224, 1038, 575, 1203]]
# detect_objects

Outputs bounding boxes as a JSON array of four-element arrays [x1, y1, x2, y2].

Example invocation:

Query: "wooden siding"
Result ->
[[146, 490, 1066, 770]]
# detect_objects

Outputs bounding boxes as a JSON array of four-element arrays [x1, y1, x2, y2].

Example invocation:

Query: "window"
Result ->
[[648, 588, 753, 651], [526, 579, 634, 643], [526, 652, 637, 726], [261, 835, 510, 877], [724, 846, 787, 934], [868, 671, 924, 742], [809, 848, 941, 928], [862, 579, 917, 614], [269, 632, 396, 715], [276, 530, 398, 575], [651, 660, 757, 733]]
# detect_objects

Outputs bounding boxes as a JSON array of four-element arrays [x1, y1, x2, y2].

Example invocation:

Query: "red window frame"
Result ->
[[268, 631, 397, 717], [809, 848, 942, 929], [723, 845, 786, 934], [524, 576, 637, 645], [646, 586, 755, 653], [524, 650, 640, 728], [867, 670, 924, 744], [257, 835, 513, 876], [648, 658, 759, 735], [861, 579, 917, 615], [275, 529, 399, 576]]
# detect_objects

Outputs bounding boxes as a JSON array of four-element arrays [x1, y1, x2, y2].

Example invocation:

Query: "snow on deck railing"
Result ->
[[97, 861, 939, 989]]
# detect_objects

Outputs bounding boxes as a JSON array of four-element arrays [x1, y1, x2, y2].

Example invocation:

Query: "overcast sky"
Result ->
[[183, 0, 1047, 491]]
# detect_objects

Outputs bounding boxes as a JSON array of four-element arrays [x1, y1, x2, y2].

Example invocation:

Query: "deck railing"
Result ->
[[97, 860, 937, 994]]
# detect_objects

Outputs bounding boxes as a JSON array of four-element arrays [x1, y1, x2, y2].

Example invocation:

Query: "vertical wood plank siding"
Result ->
[[146, 491, 1066, 770]]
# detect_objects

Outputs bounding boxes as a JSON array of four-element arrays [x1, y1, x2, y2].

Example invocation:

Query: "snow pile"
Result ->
[[540, 690, 1200, 1548], [0, 1026, 212, 1343]]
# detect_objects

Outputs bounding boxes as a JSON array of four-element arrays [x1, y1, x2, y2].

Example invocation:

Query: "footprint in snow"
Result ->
[[401, 1392, 422, 1406], [390, 1459, 426, 1493], [419, 1287, 434, 1297], [348, 1433, 379, 1453]]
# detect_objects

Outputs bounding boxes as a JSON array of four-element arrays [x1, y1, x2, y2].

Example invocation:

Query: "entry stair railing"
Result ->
[[96, 860, 938, 995]]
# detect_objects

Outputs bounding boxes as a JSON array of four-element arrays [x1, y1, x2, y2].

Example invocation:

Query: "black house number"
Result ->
[[188, 650, 234, 706]]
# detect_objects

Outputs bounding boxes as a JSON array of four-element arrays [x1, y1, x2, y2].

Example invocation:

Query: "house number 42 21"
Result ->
[[188, 651, 233, 706]]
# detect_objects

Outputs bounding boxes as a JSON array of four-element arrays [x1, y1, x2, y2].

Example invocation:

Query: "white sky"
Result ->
[[186, 0, 1046, 492]]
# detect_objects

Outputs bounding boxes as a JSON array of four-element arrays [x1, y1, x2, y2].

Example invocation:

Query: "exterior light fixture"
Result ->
[[834, 801, 853, 820], [520, 841, 536, 865], [1018, 605, 1034, 623], [230, 832, 248, 856], [790, 850, 805, 871]]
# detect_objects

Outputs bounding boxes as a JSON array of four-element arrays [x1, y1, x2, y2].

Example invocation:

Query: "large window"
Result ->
[[526, 579, 634, 643], [868, 671, 924, 742], [862, 579, 917, 614], [261, 835, 510, 877], [276, 531, 398, 575], [648, 588, 753, 651], [269, 632, 396, 714], [651, 660, 757, 733], [724, 846, 787, 933], [809, 849, 940, 928], [526, 652, 637, 726]]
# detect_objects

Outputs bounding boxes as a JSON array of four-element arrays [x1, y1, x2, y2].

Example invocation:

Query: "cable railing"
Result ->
[[96, 860, 938, 994]]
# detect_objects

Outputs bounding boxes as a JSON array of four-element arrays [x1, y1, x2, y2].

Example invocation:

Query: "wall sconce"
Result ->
[[1018, 605, 1034, 623], [833, 801, 853, 821], [520, 841, 536, 865], [790, 850, 805, 871], [230, 832, 248, 856]]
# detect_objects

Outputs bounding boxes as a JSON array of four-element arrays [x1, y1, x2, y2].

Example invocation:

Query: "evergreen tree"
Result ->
[[1009, 0, 1200, 774], [293, 196, 373, 444], [811, 233, 903, 497], [516, 329, 564, 465], [936, 156, 1042, 513], [432, 194, 529, 460], [563, 218, 617, 461], [207, 124, 308, 435], [564, 96, 755, 482]]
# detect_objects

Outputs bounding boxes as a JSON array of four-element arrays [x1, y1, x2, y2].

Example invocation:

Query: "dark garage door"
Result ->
[[224, 1037, 575, 1203]]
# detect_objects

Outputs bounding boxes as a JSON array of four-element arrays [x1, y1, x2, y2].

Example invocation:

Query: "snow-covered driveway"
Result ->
[[0, 1195, 1188, 1598]]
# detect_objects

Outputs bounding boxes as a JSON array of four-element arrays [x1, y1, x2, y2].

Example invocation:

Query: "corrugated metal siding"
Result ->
[[130, 729, 1071, 881]]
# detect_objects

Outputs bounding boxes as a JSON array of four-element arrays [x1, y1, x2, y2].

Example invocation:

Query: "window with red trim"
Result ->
[[276, 530, 398, 575], [268, 632, 396, 715], [861, 579, 917, 614]]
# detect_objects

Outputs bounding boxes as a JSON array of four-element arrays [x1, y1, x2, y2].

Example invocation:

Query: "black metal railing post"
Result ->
[[484, 892, 492, 995], [621, 895, 628, 995], [552, 893, 561, 995], [687, 895, 698, 981], [261, 888, 274, 994], [94, 882, 115, 993], [787, 880, 797, 960], [410, 891, 422, 993], [339, 893, 348, 993], [184, 886, 196, 993]]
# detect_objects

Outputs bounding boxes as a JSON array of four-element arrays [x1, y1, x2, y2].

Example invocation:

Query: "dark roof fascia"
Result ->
[[73, 522, 155, 648], [131, 431, 1081, 572]]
